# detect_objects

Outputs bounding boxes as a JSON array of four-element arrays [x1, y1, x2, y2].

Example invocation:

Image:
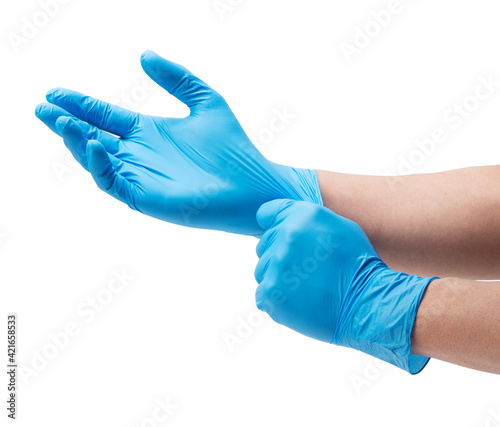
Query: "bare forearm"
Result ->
[[411, 277, 500, 374], [317, 166, 500, 279]]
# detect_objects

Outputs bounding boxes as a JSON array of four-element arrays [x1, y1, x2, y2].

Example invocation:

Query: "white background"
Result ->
[[2, 0, 500, 426]]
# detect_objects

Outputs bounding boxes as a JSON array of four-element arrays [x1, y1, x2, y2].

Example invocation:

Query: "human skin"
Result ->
[[318, 168, 500, 373], [317, 167, 500, 280], [412, 277, 500, 374]]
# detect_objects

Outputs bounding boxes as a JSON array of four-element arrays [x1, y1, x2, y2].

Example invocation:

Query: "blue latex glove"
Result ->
[[255, 199, 437, 374], [34, 51, 322, 236]]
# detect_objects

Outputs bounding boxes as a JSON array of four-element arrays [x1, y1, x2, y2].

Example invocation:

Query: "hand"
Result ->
[[35, 50, 322, 236], [254, 199, 436, 373]]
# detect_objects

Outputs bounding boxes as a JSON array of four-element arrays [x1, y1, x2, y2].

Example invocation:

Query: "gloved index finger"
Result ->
[[46, 88, 139, 138]]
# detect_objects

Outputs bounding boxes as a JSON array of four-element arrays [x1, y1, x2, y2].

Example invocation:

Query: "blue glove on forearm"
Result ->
[[254, 199, 437, 374], [34, 50, 322, 236]]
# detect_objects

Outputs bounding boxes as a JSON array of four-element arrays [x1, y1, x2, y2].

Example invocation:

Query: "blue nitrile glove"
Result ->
[[254, 199, 437, 374], [34, 50, 322, 236]]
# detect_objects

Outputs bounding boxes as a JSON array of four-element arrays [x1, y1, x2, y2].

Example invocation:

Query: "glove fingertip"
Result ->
[[255, 285, 265, 312], [255, 281, 275, 317], [34, 103, 46, 117], [55, 116, 70, 131], [46, 87, 60, 102], [86, 140, 115, 190], [140, 49, 156, 63], [87, 139, 106, 163], [140, 50, 161, 73]]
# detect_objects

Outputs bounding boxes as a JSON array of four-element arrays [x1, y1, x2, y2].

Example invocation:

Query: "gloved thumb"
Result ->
[[86, 140, 117, 192], [256, 199, 296, 231], [140, 50, 216, 113], [86, 141, 138, 210]]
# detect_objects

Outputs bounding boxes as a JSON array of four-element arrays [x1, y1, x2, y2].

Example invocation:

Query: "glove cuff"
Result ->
[[334, 265, 437, 374], [270, 162, 324, 207], [291, 167, 324, 207]]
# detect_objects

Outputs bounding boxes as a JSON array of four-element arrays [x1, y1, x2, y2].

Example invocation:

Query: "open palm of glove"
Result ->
[[35, 51, 322, 236]]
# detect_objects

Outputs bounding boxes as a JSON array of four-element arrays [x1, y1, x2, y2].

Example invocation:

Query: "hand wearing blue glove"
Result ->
[[255, 199, 437, 374], [35, 50, 322, 236]]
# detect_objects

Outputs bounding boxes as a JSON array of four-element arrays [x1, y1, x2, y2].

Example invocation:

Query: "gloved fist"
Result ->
[[35, 51, 322, 236], [255, 199, 436, 374]]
